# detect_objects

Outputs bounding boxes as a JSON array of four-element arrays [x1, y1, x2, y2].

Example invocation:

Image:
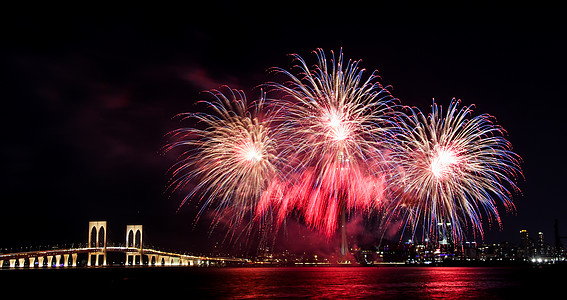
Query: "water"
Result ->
[[1, 266, 563, 298]]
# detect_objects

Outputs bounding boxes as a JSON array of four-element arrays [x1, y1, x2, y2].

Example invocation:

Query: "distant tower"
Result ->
[[520, 230, 529, 247], [87, 221, 107, 266], [338, 152, 349, 258], [537, 231, 545, 255], [554, 219, 565, 256], [519, 229, 530, 259], [438, 222, 453, 245], [340, 207, 348, 256]]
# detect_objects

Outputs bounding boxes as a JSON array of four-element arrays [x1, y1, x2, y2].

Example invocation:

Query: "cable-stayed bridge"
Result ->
[[0, 221, 248, 268]]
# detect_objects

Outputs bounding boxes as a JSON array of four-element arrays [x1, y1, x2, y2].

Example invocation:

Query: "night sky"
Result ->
[[1, 5, 566, 253]]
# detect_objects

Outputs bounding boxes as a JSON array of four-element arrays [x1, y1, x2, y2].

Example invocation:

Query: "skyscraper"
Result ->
[[519, 229, 531, 260], [537, 231, 545, 256], [438, 222, 453, 245]]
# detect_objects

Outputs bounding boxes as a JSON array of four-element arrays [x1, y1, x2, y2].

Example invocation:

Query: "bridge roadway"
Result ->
[[0, 247, 249, 268]]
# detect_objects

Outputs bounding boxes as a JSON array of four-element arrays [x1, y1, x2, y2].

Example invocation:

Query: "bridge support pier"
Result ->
[[38, 256, 44, 267], [126, 253, 142, 266], [9, 259, 16, 268], [87, 252, 106, 266], [29, 257, 35, 268], [147, 254, 157, 266]]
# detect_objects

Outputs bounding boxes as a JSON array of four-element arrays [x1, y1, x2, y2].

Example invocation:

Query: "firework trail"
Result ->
[[387, 100, 522, 243], [165, 87, 279, 229], [257, 49, 398, 237]]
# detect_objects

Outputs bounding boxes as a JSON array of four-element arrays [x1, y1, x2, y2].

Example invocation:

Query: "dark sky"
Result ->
[[1, 5, 566, 253]]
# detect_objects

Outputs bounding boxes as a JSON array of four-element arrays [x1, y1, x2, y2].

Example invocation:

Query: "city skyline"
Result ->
[[2, 219, 563, 268], [2, 8, 566, 253]]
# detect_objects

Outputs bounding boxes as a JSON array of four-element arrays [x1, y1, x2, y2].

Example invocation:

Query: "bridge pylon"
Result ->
[[87, 221, 107, 266], [126, 225, 143, 265]]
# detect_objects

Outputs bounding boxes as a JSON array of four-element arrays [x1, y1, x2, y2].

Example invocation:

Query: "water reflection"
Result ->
[[1, 266, 561, 298], [206, 267, 545, 299], [419, 267, 515, 299]]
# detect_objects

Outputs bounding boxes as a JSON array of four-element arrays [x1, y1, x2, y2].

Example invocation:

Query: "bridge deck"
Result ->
[[0, 247, 248, 265]]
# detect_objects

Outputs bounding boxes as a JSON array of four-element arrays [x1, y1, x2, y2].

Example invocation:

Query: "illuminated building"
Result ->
[[518, 229, 531, 260], [437, 222, 453, 246]]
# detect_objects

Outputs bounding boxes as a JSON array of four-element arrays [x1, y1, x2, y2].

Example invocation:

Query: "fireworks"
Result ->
[[166, 49, 522, 246], [256, 49, 396, 237], [165, 87, 278, 227], [387, 100, 522, 242]]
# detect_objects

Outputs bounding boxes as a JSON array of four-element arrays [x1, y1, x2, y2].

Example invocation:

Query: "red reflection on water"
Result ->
[[209, 267, 518, 299], [421, 267, 487, 299], [221, 267, 378, 299]]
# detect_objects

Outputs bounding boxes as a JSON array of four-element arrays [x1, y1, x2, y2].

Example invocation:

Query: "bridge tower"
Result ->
[[126, 225, 143, 265], [87, 221, 107, 266]]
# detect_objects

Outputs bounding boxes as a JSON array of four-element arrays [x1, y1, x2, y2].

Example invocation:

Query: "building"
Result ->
[[518, 229, 532, 260]]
